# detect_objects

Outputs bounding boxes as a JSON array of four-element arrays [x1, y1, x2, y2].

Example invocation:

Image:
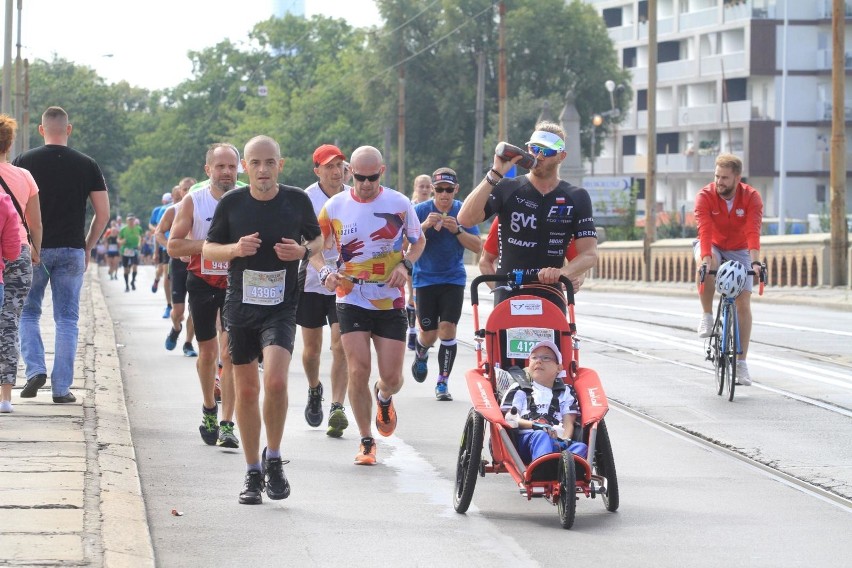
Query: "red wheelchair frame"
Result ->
[[453, 274, 619, 529]]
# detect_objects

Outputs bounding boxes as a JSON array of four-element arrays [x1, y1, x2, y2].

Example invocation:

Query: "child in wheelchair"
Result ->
[[498, 340, 588, 464]]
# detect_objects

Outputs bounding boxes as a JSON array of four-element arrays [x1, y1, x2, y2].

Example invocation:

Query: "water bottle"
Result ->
[[495, 142, 537, 170]]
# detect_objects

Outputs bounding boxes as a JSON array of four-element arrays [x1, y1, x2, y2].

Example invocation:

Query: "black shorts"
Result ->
[[169, 258, 189, 305], [414, 284, 464, 331], [296, 291, 338, 328], [336, 303, 406, 341], [121, 254, 139, 268], [226, 308, 297, 365], [187, 272, 226, 342], [158, 247, 170, 264]]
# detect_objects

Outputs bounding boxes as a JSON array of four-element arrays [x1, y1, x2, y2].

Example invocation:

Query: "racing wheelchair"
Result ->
[[453, 273, 619, 529]]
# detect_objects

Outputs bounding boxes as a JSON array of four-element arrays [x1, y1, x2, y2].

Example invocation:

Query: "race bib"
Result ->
[[122, 249, 138, 257], [505, 327, 557, 360], [201, 254, 229, 276], [242, 269, 285, 305], [107, 244, 119, 252]]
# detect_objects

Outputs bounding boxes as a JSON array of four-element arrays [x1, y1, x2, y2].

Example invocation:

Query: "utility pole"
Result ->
[[2, 0, 12, 115], [397, 66, 406, 192], [13, 0, 22, 157], [497, 1, 507, 141], [473, 49, 486, 185], [643, 0, 658, 282], [830, 0, 848, 286]]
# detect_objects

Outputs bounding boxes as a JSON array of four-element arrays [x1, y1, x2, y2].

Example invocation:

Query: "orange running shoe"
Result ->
[[374, 383, 397, 437], [355, 437, 377, 465]]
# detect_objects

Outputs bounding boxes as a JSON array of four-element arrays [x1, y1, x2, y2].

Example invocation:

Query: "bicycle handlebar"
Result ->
[[470, 272, 575, 306], [698, 263, 766, 296]]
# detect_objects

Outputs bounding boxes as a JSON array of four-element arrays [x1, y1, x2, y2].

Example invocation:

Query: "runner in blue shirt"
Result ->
[[410, 167, 481, 400]]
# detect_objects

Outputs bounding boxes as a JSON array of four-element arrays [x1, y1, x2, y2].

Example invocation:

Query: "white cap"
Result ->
[[529, 340, 562, 364]]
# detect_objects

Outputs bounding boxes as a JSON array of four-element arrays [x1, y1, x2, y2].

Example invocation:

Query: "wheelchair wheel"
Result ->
[[557, 450, 577, 529], [594, 419, 620, 512], [453, 408, 484, 513]]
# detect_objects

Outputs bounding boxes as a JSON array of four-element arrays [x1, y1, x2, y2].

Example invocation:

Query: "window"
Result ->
[[623, 47, 637, 68], [816, 185, 826, 203], [724, 78, 747, 102], [637, 89, 648, 111], [603, 7, 623, 27], [623, 135, 637, 156], [659, 40, 681, 63], [657, 133, 680, 154]]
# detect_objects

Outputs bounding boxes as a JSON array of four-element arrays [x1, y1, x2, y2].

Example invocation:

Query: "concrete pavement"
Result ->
[[0, 265, 847, 566], [0, 267, 153, 567]]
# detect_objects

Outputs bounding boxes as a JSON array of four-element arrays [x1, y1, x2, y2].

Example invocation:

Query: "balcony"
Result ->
[[816, 151, 852, 170], [817, 0, 852, 19], [607, 25, 635, 43], [723, 100, 753, 122], [679, 7, 718, 31], [816, 49, 852, 71], [637, 108, 675, 129], [818, 100, 852, 120], [700, 52, 747, 77], [638, 17, 674, 39], [658, 58, 697, 82], [679, 104, 718, 126], [723, 0, 752, 23]]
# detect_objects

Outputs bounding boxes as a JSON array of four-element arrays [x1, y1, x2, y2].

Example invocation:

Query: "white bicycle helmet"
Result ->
[[715, 260, 747, 298]]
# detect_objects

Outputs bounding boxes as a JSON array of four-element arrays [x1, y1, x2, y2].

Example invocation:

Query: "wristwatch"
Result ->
[[303, 245, 311, 261], [455, 226, 464, 236], [401, 259, 413, 275]]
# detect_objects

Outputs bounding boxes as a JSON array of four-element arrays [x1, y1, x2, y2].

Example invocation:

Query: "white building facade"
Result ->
[[583, 0, 851, 231]]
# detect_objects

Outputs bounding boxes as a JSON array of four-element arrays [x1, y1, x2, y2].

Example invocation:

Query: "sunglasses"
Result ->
[[353, 172, 381, 182], [433, 186, 455, 193], [528, 144, 559, 158]]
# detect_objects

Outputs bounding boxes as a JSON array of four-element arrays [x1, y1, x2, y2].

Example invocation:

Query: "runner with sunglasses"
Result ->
[[457, 121, 598, 310], [409, 167, 481, 401], [313, 146, 424, 465]]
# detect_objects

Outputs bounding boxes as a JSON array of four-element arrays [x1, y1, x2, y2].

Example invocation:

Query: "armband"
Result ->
[[489, 168, 504, 179], [484, 174, 498, 187]]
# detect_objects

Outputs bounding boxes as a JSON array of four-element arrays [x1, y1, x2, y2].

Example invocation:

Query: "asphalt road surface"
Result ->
[[101, 267, 852, 568]]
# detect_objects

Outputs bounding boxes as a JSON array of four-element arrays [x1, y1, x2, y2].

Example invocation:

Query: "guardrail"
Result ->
[[590, 234, 852, 288]]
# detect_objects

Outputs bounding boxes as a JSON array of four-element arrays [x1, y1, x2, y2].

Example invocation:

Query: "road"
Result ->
[[100, 267, 852, 568]]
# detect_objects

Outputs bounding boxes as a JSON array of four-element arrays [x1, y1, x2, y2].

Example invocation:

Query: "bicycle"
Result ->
[[699, 260, 766, 401]]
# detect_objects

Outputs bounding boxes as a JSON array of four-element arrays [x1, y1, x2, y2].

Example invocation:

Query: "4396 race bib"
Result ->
[[242, 269, 285, 306]]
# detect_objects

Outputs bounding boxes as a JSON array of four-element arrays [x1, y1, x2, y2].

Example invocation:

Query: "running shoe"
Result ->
[[407, 331, 417, 351], [165, 324, 182, 351], [151, 279, 159, 293], [163, 305, 172, 319], [435, 379, 453, 401], [305, 383, 324, 427], [736, 360, 752, 386], [374, 383, 397, 437], [239, 470, 264, 505], [327, 403, 349, 438], [217, 421, 239, 448], [131, 281, 136, 291], [213, 377, 222, 402], [182, 343, 198, 357], [355, 436, 377, 465], [199, 406, 219, 445], [411, 352, 429, 383], [262, 448, 291, 500], [0, 400, 12, 413], [697, 313, 714, 338]]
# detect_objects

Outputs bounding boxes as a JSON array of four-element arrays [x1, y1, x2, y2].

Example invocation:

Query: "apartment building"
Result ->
[[583, 0, 851, 230]]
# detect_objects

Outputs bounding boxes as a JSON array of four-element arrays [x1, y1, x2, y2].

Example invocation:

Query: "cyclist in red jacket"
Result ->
[[693, 153, 763, 385]]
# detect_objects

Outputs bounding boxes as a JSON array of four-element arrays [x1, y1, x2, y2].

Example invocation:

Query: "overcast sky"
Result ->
[[6, 0, 381, 90]]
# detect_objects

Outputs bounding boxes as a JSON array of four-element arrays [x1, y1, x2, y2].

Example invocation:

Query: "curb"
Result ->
[[88, 271, 155, 567]]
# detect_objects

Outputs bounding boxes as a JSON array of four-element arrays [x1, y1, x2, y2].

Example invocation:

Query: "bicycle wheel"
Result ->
[[594, 419, 620, 512], [453, 408, 484, 513], [713, 314, 725, 396], [725, 307, 737, 401], [557, 450, 577, 529]]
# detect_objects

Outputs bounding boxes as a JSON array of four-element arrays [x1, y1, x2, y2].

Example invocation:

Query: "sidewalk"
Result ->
[[1, 267, 848, 566], [0, 268, 153, 567]]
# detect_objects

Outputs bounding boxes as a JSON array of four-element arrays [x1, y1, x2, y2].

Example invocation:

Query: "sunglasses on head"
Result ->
[[528, 144, 560, 158], [433, 185, 455, 193], [352, 172, 381, 182]]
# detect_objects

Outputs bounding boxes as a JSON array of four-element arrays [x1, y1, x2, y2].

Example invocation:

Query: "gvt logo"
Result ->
[[510, 211, 537, 232]]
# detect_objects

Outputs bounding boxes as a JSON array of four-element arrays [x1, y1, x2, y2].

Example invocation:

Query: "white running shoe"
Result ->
[[697, 313, 714, 338], [736, 360, 752, 386], [0, 400, 13, 413]]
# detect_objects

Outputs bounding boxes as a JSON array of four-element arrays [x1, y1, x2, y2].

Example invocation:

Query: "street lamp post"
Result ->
[[605, 80, 624, 175], [591, 113, 603, 176]]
